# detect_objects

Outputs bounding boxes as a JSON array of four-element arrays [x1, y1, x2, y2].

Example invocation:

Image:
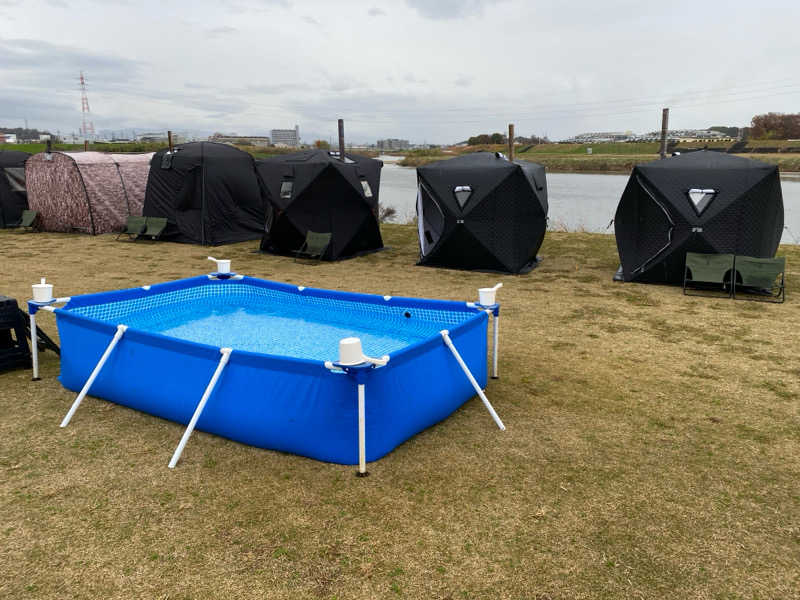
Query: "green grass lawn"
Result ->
[[1, 226, 799, 598]]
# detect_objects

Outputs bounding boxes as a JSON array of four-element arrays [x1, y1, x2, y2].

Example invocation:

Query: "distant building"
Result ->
[[136, 132, 169, 143], [637, 129, 734, 142], [377, 138, 410, 150], [209, 133, 271, 147], [0, 133, 18, 144], [567, 131, 634, 143], [271, 125, 300, 147], [135, 131, 185, 144]]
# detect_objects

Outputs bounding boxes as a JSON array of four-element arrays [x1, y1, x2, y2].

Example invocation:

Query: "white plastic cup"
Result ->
[[478, 282, 503, 306], [32, 278, 53, 303], [338, 337, 365, 365], [207, 257, 231, 273], [478, 288, 495, 305]]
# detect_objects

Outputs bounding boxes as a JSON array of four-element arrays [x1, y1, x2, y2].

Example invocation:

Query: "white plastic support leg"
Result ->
[[440, 330, 505, 431], [491, 315, 499, 378], [168, 348, 232, 469], [30, 311, 40, 381], [60, 324, 128, 428], [357, 383, 367, 476]]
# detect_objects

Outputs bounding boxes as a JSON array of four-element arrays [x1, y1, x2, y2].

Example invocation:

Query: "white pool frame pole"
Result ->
[[168, 347, 232, 469], [492, 313, 500, 379], [60, 324, 128, 428], [357, 383, 367, 476], [440, 330, 505, 431], [30, 311, 40, 381]]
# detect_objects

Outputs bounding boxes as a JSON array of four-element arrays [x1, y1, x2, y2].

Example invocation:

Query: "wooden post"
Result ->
[[84, 139, 88, 152], [168, 130, 174, 153], [46, 139, 52, 154], [659, 108, 669, 159], [508, 123, 515, 161], [338, 119, 346, 162]]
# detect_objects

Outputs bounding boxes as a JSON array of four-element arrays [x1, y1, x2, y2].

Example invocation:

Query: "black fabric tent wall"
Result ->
[[416, 152, 548, 274], [142, 142, 267, 245], [257, 150, 383, 260], [614, 151, 784, 284], [0, 150, 30, 228]]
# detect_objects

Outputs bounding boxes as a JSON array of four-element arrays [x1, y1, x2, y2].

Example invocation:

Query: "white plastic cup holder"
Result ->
[[478, 282, 503, 306], [208, 256, 231, 274], [338, 337, 365, 366], [32, 278, 54, 303]]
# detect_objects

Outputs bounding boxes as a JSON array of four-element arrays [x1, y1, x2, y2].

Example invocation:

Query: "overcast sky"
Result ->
[[1, 0, 799, 143]]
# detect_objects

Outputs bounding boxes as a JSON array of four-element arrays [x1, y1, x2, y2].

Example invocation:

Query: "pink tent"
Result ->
[[26, 151, 153, 234]]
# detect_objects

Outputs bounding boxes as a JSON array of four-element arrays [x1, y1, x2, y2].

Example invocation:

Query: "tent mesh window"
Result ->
[[687, 188, 716, 215], [360, 179, 373, 198], [280, 180, 293, 200], [453, 185, 472, 208]]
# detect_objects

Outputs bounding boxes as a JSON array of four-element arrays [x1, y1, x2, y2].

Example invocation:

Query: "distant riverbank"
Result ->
[[399, 152, 800, 173], [397, 140, 800, 173]]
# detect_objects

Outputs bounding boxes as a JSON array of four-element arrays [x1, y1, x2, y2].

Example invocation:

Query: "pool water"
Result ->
[[119, 295, 436, 360]]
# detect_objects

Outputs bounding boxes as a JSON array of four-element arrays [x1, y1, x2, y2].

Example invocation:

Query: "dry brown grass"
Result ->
[[1, 226, 799, 599]]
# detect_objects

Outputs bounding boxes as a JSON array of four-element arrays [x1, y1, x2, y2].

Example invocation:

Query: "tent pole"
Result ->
[[440, 330, 505, 430], [508, 123, 514, 161], [338, 119, 346, 162], [659, 108, 669, 159], [168, 348, 232, 469], [168, 130, 174, 153], [60, 324, 127, 427]]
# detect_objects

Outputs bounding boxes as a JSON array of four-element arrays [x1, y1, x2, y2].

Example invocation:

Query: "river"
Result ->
[[378, 161, 800, 245]]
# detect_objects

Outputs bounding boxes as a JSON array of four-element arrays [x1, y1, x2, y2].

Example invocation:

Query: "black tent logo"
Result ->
[[687, 188, 716, 215]]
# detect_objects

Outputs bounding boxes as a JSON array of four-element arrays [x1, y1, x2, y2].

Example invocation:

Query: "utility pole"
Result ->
[[508, 123, 515, 161], [659, 108, 669, 159], [338, 119, 346, 162]]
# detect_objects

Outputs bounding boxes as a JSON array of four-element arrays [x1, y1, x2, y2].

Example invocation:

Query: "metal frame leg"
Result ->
[[356, 383, 368, 477], [30, 312, 40, 381]]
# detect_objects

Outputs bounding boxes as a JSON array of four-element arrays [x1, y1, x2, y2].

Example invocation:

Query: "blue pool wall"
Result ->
[[56, 276, 488, 464]]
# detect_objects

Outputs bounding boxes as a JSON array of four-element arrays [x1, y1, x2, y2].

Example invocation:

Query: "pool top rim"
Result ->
[[55, 274, 489, 368]]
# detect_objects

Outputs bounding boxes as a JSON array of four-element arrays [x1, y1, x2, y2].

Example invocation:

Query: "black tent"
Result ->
[[0, 150, 29, 228], [416, 152, 548, 273], [142, 142, 267, 245], [614, 151, 783, 284], [257, 150, 383, 260]]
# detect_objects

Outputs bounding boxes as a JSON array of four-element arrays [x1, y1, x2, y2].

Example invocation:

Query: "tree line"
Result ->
[[466, 133, 550, 145], [749, 113, 800, 140]]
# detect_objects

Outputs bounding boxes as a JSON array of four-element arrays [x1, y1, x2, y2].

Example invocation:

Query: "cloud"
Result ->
[[405, 0, 504, 20], [367, 7, 386, 16], [220, 0, 290, 12], [454, 75, 472, 87], [206, 26, 238, 36], [0, 38, 143, 84], [302, 15, 320, 25]]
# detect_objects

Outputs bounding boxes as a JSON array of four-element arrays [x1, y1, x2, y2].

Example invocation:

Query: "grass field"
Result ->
[[1, 226, 799, 599]]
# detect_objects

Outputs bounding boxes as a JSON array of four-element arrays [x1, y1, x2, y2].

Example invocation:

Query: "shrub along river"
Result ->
[[378, 161, 800, 245]]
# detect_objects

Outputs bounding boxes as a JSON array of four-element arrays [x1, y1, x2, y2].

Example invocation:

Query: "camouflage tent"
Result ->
[[26, 151, 153, 234]]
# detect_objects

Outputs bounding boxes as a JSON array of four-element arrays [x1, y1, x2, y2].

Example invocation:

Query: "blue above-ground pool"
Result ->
[[53, 275, 491, 464]]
